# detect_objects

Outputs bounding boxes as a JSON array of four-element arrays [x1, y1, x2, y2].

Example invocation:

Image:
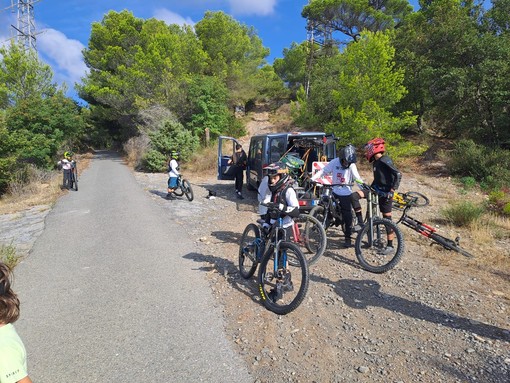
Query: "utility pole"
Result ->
[[1, 0, 39, 52]]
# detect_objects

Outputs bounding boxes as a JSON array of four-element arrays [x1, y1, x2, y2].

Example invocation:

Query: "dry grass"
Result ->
[[0, 153, 93, 215], [182, 145, 217, 175]]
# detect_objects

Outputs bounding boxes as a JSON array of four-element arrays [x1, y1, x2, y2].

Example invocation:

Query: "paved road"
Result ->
[[14, 151, 251, 382]]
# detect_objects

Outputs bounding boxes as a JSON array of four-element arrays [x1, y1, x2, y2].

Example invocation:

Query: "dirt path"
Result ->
[[134, 163, 509, 383]]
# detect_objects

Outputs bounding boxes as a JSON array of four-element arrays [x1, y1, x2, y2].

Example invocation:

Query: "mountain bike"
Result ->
[[238, 202, 309, 315], [394, 191, 474, 258], [354, 184, 405, 273], [309, 183, 357, 234], [69, 161, 78, 191], [172, 174, 194, 201], [291, 212, 327, 265], [393, 191, 429, 210]]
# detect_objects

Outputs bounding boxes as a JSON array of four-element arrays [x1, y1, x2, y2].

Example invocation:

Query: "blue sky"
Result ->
[[0, 0, 421, 99]]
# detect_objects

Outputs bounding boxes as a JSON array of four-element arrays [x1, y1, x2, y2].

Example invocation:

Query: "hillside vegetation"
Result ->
[[1, 2, 509, 209]]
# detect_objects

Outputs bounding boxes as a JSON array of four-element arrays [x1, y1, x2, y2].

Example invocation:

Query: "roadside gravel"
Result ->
[[133, 168, 509, 383]]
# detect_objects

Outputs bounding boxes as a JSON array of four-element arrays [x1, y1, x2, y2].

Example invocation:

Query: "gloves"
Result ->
[[378, 190, 394, 199], [278, 203, 285, 211]]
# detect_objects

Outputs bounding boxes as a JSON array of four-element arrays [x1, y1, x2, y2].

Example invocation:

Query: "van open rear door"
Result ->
[[217, 136, 241, 180]]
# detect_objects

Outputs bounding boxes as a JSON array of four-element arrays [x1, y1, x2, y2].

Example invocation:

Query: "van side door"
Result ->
[[217, 136, 240, 180]]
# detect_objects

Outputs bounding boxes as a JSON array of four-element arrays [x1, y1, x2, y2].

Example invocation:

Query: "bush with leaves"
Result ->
[[448, 139, 510, 190], [142, 119, 199, 172]]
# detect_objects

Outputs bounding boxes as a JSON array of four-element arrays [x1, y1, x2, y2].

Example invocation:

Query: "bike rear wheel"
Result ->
[[182, 179, 194, 201], [173, 183, 184, 196], [239, 224, 261, 279], [430, 233, 474, 258], [70, 172, 78, 191], [309, 205, 331, 231], [406, 191, 429, 207], [258, 242, 309, 315], [355, 218, 404, 273], [292, 213, 327, 265]]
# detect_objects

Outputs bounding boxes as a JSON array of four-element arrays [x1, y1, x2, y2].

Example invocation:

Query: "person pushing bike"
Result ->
[[166, 151, 180, 200], [311, 144, 364, 248], [352, 138, 402, 254]]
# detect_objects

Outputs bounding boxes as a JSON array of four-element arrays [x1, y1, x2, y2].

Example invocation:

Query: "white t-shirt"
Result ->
[[262, 184, 299, 228], [168, 159, 179, 177], [258, 176, 270, 215], [0, 324, 29, 383], [311, 158, 364, 196]]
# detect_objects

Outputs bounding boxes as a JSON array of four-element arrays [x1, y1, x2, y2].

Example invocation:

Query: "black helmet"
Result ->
[[264, 162, 290, 192], [339, 144, 357, 169]]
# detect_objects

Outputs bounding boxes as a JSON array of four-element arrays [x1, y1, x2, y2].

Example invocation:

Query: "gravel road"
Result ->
[[133, 165, 510, 383], [10, 151, 251, 382]]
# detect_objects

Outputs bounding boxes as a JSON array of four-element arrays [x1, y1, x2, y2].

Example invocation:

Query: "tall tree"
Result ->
[[302, 0, 413, 42], [195, 11, 270, 105]]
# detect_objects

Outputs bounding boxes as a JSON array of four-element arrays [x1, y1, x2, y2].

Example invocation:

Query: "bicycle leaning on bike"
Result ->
[[239, 202, 310, 315]]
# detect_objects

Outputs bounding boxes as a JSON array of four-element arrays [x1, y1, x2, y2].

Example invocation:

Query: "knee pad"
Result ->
[[351, 192, 362, 210]]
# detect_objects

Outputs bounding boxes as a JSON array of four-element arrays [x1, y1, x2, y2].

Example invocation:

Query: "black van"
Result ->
[[218, 131, 336, 190]]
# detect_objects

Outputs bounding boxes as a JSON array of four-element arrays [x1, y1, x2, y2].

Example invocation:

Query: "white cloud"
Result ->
[[153, 8, 195, 26], [37, 28, 88, 88], [228, 0, 277, 15]]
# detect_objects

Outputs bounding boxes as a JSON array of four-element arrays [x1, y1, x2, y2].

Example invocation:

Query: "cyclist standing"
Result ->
[[351, 138, 402, 254], [311, 144, 364, 248], [228, 144, 247, 200], [57, 151, 74, 190], [166, 151, 180, 200], [261, 162, 300, 234]]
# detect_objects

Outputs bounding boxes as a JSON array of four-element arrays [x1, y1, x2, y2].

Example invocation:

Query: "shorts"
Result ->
[[359, 189, 393, 214], [168, 177, 178, 189]]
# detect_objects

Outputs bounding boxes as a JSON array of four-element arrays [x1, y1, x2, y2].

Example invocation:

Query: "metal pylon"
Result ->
[[10, 0, 39, 52]]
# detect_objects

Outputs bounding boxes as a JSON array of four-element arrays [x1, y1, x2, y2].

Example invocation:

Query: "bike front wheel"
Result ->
[[292, 213, 327, 265], [182, 179, 194, 201], [258, 242, 309, 315], [430, 233, 474, 258], [239, 224, 262, 279], [355, 218, 404, 273]]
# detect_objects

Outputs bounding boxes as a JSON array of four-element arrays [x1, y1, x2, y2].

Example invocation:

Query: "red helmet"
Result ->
[[365, 138, 385, 161]]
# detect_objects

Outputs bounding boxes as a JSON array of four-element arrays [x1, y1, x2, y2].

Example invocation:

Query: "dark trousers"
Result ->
[[62, 169, 71, 189], [335, 194, 354, 238], [234, 167, 244, 192]]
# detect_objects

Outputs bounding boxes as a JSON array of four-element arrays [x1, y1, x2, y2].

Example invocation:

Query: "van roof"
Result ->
[[251, 131, 326, 138]]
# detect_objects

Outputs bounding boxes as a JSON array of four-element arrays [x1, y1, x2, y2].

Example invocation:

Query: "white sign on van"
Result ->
[[311, 162, 333, 185]]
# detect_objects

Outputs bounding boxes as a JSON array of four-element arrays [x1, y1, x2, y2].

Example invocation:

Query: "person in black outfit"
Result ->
[[228, 143, 247, 199], [351, 138, 402, 254]]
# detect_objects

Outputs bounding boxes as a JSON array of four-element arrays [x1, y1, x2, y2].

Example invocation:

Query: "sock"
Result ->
[[356, 212, 363, 225], [387, 240, 393, 247]]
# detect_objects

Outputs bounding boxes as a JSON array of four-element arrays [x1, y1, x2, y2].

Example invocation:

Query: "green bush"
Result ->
[[143, 149, 167, 172], [503, 202, 510, 216], [459, 176, 476, 190], [448, 139, 510, 190], [441, 201, 485, 227]]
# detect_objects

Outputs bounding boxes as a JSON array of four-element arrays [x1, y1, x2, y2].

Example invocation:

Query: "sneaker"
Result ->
[[237, 192, 244, 200], [166, 193, 175, 200], [344, 238, 353, 248], [378, 246, 394, 255]]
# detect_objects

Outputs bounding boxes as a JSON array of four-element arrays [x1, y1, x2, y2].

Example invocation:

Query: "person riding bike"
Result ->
[[166, 151, 180, 200], [260, 162, 300, 236], [351, 138, 402, 254], [311, 144, 364, 248]]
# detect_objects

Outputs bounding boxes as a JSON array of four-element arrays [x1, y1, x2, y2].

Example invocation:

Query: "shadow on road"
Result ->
[[183, 251, 259, 303], [315, 276, 510, 343]]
